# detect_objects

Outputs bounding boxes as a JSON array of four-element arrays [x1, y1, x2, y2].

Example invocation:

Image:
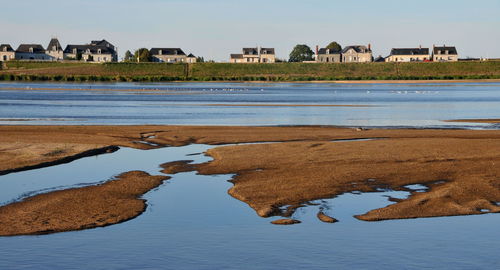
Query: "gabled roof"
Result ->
[[63, 45, 114, 54], [260, 48, 275, 55], [47, 38, 63, 51], [390, 48, 429, 56], [342, 45, 371, 54], [16, 44, 46, 54], [433, 46, 458, 55], [0, 44, 14, 52], [230, 54, 244, 59], [187, 53, 196, 58], [150, 48, 186, 56], [243, 48, 258, 55], [343, 45, 370, 54], [90, 39, 115, 51], [318, 48, 341, 55]]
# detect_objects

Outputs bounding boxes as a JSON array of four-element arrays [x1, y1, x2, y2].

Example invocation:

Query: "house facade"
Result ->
[[15, 44, 52, 60], [46, 38, 64, 61], [63, 45, 115, 62], [315, 46, 341, 63], [341, 45, 372, 63], [386, 47, 430, 62], [0, 44, 15, 61], [150, 48, 188, 63], [230, 47, 276, 63], [432, 45, 458, 62]]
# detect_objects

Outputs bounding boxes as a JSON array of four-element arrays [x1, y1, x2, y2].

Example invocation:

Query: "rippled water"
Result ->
[[1, 81, 500, 128], [1, 82, 500, 269]]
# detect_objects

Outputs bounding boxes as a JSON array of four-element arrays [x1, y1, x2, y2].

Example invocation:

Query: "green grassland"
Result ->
[[1, 61, 499, 82]]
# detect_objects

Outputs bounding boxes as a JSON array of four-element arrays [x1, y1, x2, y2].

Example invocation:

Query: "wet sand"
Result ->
[[0, 171, 168, 236], [1, 125, 500, 235]]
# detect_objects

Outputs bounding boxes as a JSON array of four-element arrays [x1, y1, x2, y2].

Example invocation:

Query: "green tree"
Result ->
[[134, 48, 151, 62], [123, 50, 134, 62], [289, 44, 314, 62], [326, 41, 342, 52], [196, 56, 205, 63], [87, 55, 94, 62], [76, 51, 83, 61]]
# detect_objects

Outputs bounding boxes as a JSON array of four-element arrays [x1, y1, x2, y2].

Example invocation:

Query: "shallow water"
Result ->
[[0, 144, 499, 269], [1, 82, 500, 128], [1, 81, 500, 269]]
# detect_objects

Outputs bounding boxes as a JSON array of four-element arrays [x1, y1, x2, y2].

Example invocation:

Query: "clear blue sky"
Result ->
[[1, 0, 499, 61]]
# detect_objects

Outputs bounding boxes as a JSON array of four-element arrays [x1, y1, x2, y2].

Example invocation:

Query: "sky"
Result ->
[[1, 0, 499, 61]]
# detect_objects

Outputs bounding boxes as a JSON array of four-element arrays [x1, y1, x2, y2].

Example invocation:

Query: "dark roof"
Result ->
[[318, 48, 341, 55], [390, 48, 429, 56], [90, 40, 115, 51], [230, 54, 243, 59], [374, 56, 386, 62], [47, 38, 63, 51], [433, 46, 458, 55], [16, 44, 46, 54], [260, 48, 275, 55], [187, 53, 196, 58], [0, 44, 14, 52], [150, 48, 186, 56], [342, 45, 371, 54], [243, 48, 258, 55], [63, 45, 114, 54]]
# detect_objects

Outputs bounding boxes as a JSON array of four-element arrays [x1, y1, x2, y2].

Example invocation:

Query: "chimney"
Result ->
[[368, 43, 371, 51], [316, 45, 319, 56]]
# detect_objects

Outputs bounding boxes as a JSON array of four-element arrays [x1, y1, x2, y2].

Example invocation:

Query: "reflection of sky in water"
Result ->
[[0, 145, 499, 269], [1, 82, 500, 128]]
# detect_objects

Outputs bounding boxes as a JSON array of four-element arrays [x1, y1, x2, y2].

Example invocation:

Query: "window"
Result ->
[[3, 55, 6, 61], [104, 57, 107, 61], [97, 49, 101, 54]]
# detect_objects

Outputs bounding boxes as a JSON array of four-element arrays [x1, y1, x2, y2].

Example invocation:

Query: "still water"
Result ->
[[0, 82, 499, 269], [1, 81, 500, 128]]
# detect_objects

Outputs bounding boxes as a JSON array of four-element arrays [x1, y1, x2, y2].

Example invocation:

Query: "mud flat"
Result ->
[[1, 125, 500, 235], [0, 171, 168, 236]]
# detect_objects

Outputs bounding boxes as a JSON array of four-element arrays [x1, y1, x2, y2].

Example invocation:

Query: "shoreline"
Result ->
[[0, 125, 499, 236], [1, 79, 500, 86]]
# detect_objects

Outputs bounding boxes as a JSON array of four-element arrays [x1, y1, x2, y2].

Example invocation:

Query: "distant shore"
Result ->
[[1, 61, 499, 83], [1, 125, 499, 236]]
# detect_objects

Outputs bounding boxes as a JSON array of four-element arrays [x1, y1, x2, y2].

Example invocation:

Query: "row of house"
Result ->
[[315, 44, 458, 63], [0, 38, 118, 63]]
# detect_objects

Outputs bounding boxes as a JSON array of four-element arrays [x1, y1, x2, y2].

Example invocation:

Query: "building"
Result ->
[[341, 45, 373, 63], [63, 45, 115, 62], [230, 47, 276, 63], [373, 55, 386, 62], [315, 46, 341, 63], [90, 40, 118, 62], [386, 47, 430, 62], [46, 38, 64, 61], [432, 45, 458, 62], [186, 53, 197, 63], [259, 48, 276, 63], [150, 48, 188, 63], [15, 44, 52, 60], [0, 44, 15, 61]]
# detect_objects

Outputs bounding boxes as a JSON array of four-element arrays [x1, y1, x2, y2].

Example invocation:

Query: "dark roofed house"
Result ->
[[230, 47, 276, 63], [341, 45, 373, 63], [63, 44, 115, 62], [15, 44, 52, 60], [150, 48, 188, 63], [316, 46, 342, 63], [0, 44, 16, 61], [432, 45, 458, 62], [186, 53, 197, 63], [47, 38, 64, 61], [386, 47, 430, 62]]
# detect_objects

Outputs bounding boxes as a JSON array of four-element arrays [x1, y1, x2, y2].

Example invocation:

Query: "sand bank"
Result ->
[[0, 125, 499, 235]]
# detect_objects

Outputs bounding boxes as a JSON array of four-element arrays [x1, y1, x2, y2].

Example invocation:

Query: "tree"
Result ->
[[123, 50, 134, 62], [289, 44, 314, 62], [326, 41, 342, 52], [87, 55, 94, 62], [76, 52, 83, 61], [196, 56, 205, 63], [134, 48, 151, 62]]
